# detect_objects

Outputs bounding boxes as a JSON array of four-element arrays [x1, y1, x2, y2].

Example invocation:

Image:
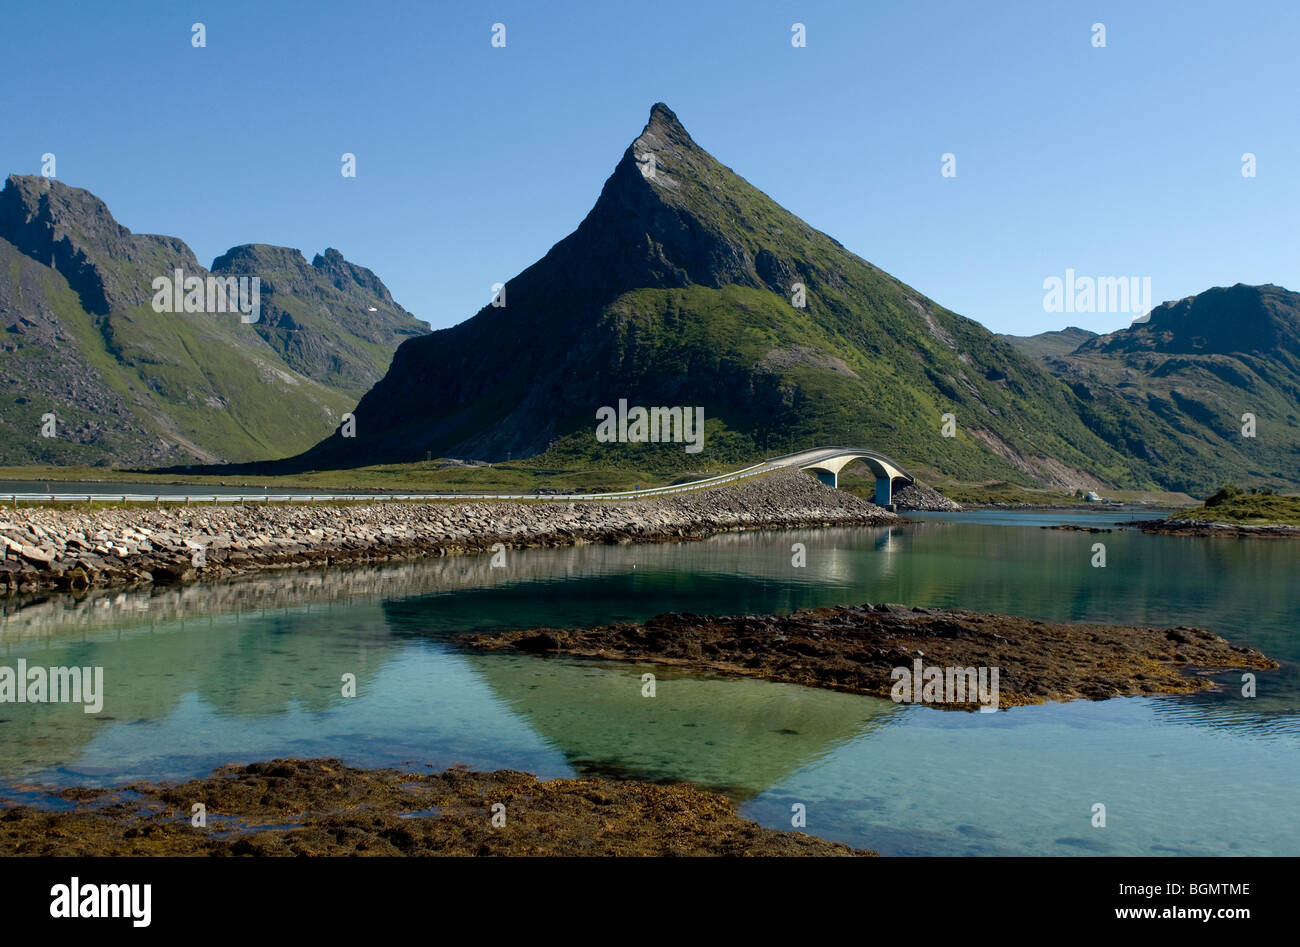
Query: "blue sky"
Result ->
[[3, 0, 1295, 335]]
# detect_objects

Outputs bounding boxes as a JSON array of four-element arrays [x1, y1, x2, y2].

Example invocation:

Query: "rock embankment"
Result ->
[[892, 482, 961, 511], [0, 469, 895, 595], [0, 758, 870, 856], [463, 603, 1277, 709]]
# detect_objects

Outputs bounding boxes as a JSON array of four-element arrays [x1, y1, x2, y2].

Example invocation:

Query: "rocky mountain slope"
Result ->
[[1026, 283, 1300, 492], [0, 174, 426, 466]]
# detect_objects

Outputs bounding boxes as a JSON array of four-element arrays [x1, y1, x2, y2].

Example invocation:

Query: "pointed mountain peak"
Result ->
[[553, 102, 840, 296], [313, 247, 396, 303], [646, 102, 687, 136], [619, 103, 702, 193], [632, 102, 696, 166], [314, 247, 347, 268]]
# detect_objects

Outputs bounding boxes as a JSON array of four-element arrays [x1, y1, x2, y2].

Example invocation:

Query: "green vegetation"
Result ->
[[922, 478, 1195, 508], [1171, 484, 1300, 525], [0, 460, 672, 495], [7, 128, 1300, 499], [922, 480, 1085, 507], [1000, 327, 1097, 360]]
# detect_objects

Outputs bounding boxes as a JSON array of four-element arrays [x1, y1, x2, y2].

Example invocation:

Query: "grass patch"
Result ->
[[0, 460, 675, 496], [883, 473, 1195, 508], [925, 479, 1086, 506]]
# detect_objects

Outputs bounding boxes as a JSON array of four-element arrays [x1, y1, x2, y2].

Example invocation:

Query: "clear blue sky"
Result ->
[[3, 0, 1295, 336]]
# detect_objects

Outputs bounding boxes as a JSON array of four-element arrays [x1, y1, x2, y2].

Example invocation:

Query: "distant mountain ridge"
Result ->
[[1001, 326, 1098, 361], [1028, 282, 1300, 492], [1079, 283, 1300, 358], [0, 174, 426, 466]]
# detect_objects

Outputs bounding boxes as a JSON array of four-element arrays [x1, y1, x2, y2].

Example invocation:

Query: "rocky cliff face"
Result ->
[[0, 173, 200, 315], [1079, 283, 1300, 358], [210, 243, 426, 396]]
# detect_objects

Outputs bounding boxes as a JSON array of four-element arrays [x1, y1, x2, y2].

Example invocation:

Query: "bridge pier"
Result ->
[[874, 476, 892, 507], [814, 470, 837, 489]]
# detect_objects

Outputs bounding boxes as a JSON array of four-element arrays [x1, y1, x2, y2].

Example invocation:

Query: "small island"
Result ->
[[1134, 485, 1300, 537]]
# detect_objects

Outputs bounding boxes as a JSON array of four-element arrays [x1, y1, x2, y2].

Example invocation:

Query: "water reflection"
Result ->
[[457, 652, 896, 799], [0, 515, 1295, 855]]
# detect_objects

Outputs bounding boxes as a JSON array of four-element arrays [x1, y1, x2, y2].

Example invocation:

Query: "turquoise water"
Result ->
[[0, 510, 1295, 855]]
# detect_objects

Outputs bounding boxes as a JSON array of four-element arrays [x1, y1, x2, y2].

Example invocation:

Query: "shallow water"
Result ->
[[1, 510, 1295, 856]]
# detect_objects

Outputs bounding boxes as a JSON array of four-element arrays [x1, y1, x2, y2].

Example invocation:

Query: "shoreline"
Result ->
[[0, 469, 896, 595], [958, 502, 1179, 513], [0, 758, 870, 857], [1130, 517, 1300, 538], [462, 603, 1277, 709]]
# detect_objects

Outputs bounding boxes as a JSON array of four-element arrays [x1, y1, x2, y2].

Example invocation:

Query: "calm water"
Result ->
[[1, 510, 1296, 856]]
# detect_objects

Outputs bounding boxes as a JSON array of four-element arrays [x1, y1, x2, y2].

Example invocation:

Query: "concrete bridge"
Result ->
[[764, 447, 915, 506]]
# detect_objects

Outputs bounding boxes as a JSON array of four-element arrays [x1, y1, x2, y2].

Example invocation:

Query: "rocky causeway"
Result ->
[[0, 469, 897, 595]]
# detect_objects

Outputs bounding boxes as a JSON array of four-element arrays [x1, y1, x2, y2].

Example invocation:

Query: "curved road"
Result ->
[[1, 448, 912, 504]]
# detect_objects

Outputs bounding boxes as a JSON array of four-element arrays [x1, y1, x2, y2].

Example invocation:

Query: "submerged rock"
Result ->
[[0, 758, 870, 857], [464, 604, 1277, 709]]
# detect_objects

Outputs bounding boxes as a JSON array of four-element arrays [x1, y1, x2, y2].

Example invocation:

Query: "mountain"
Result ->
[[0, 174, 426, 466], [1001, 326, 1097, 361], [1033, 283, 1300, 493], [211, 243, 426, 396], [286, 104, 1159, 490], [13, 112, 1289, 495]]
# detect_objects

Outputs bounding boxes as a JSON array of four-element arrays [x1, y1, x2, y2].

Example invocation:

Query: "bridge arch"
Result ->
[[768, 447, 914, 507]]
